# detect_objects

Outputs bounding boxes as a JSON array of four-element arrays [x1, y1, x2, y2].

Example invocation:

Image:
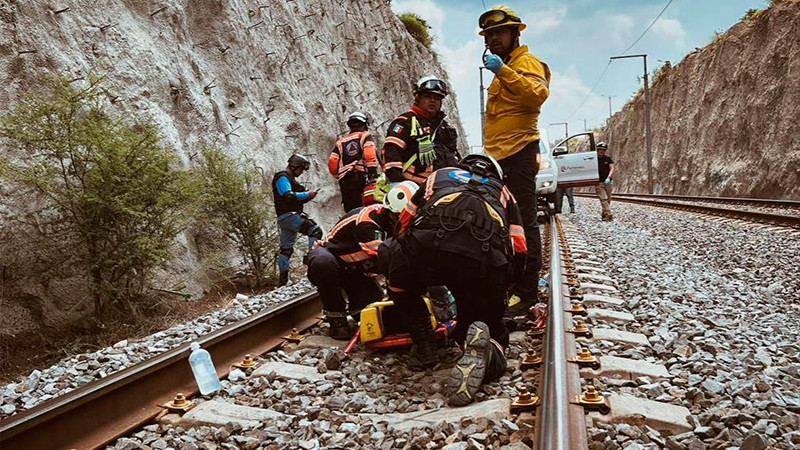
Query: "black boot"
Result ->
[[327, 316, 352, 340], [278, 271, 289, 287], [407, 315, 439, 370], [447, 321, 492, 406]]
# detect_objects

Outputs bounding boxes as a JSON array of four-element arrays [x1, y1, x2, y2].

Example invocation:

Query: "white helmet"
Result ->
[[347, 111, 368, 127], [414, 76, 448, 98], [384, 181, 419, 213]]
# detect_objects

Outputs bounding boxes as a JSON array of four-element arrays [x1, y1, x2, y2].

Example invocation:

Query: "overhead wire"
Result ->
[[561, 0, 676, 122]]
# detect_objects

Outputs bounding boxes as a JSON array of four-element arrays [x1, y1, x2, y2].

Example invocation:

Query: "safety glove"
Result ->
[[604, 177, 612, 185], [416, 134, 437, 166], [483, 54, 504, 74]]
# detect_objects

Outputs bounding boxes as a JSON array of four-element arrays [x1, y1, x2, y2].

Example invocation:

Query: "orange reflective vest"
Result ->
[[329, 131, 378, 180]]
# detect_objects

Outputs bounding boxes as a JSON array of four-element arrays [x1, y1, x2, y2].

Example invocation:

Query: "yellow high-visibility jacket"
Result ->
[[484, 45, 551, 161]]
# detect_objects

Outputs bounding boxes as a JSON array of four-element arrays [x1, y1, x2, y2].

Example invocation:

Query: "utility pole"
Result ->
[[607, 96, 613, 120], [549, 122, 569, 150], [583, 118, 587, 131], [610, 54, 654, 194]]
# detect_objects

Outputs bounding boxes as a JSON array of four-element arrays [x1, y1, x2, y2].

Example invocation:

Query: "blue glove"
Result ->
[[604, 178, 612, 185], [483, 54, 503, 73]]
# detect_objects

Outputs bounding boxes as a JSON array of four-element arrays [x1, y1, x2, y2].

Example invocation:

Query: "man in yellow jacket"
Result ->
[[480, 5, 551, 311]]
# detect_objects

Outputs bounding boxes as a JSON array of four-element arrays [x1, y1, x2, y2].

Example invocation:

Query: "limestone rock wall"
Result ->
[[0, 0, 466, 327], [603, 0, 800, 199]]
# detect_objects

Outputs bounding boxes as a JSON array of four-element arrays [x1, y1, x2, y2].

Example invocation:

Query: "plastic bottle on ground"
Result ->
[[188, 342, 221, 395]]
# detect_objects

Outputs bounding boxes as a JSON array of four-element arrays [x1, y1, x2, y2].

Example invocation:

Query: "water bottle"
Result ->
[[188, 342, 221, 395]]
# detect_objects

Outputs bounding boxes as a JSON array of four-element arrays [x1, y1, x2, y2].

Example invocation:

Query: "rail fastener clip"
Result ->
[[570, 347, 601, 370], [232, 354, 260, 370], [567, 301, 587, 316], [520, 353, 542, 370], [283, 328, 305, 343], [573, 385, 610, 414], [510, 386, 540, 413], [161, 393, 195, 413], [567, 320, 592, 338]]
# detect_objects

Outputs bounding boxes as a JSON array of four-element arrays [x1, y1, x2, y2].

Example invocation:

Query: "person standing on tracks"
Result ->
[[328, 111, 380, 213], [385, 154, 527, 406], [596, 142, 615, 221], [479, 5, 551, 314], [380, 76, 461, 188], [558, 187, 575, 214], [272, 154, 322, 287], [306, 182, 416, 340]]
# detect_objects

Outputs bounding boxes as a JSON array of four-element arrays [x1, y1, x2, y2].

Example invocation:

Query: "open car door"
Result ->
[[553, 132, 600, 189]]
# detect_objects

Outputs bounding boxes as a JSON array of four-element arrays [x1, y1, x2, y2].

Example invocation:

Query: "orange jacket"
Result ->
[[328, 131, 378, 180]]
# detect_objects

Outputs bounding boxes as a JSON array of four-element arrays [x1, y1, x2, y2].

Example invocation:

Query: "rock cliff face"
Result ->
[[603, 0, 800, 199], [0, 0, 465, 329]]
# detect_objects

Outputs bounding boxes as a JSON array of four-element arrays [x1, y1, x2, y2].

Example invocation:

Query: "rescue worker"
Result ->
[[480, 5, 551, 313], [306, 182, 417, 339], [272, 154, 322, 287], [328, 111, 380, 212], [596, 142, 615, 221], [385, 154, 527, 406], [381, 76, 461, 185]]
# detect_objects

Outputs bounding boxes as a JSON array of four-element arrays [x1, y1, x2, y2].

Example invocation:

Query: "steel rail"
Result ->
[[0, 291, 322, 450], [535, 216, 588, 450], [609, 193, 800, 208], [575, 193, 800, 228]]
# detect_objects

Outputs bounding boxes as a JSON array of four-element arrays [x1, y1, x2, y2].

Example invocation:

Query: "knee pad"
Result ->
[[299, 216, 322, 237], [279, 247, 294, 258]]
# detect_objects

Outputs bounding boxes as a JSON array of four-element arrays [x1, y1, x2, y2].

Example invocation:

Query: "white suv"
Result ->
[[536, 130, 600, 214]]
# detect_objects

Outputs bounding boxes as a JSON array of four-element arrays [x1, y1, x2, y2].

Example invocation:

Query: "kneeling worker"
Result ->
[[307, 182, 418, 339], [386, 155, 527, 406]]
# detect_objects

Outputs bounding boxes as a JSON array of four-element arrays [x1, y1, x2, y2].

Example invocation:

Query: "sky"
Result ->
[[390, 0, 768, 149]]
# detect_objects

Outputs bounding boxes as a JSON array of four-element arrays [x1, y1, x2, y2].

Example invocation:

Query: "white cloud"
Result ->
[[652, 18, 687, 45], [436, 38, 487, 150], [524, 5, 568, 37], [607, 14, 635, 46]]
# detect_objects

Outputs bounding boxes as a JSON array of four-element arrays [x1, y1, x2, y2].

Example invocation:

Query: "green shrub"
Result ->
[[741, 8, 761, 21], [652, 61, 672, 86], [0, 75, 198, 316], [398, 13, 433, 48], [196, 146, 278, 288]]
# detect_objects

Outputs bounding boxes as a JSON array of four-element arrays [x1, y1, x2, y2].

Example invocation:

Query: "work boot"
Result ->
[[447, 321, 492, 406], [327, 316, 351, 341], [407, 315, 439, 370], [278, 271, 289, 287]]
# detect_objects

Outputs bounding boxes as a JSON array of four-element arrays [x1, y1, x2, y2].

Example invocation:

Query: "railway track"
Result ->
[[575, 192, 800, 228], [2, 216, 677, 450]]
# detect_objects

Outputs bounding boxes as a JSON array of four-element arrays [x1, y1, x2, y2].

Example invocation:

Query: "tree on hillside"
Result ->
[[0, 75, 198, 317]]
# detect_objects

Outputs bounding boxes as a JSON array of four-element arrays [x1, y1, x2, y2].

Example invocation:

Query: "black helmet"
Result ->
[[346, 111, 368, 128], [458, 153, 503, 180], [414, 76, 448, 98], [597, 142, 608, 151], [288, 154, 311, 170]]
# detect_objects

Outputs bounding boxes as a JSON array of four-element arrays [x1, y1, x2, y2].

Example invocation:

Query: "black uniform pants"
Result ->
[[387, 238, 510, 348], [307, 246, 383, 315], [498, 142, 542, 301], [339, 172, 367, 213]]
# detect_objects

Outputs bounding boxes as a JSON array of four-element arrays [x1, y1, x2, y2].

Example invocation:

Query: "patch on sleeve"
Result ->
[[391, 123, 404, 134]]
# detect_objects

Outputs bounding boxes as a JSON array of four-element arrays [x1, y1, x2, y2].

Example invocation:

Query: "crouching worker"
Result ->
[[386, 154, 527, 406], [273, 154, 321, 287], [307, 182, 418, 339]]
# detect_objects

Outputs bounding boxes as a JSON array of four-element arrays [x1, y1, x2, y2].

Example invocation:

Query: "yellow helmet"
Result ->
[[478, 5, 527, 36]]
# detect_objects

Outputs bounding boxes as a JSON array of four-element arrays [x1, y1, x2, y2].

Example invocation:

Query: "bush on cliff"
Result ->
[[195, 146, 278, 288], [0, 75, 198, 317], [398, 13, 434, 49]]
